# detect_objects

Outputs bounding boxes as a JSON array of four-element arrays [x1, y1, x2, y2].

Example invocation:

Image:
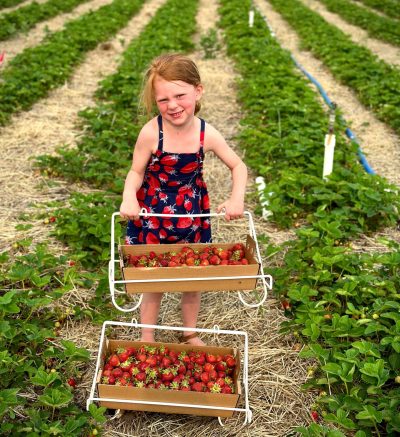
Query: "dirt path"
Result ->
[[0, 0, 166, 252], [0, 0, 114, 68], [301, 0, 400, 68], [255, 0, 400, 188]]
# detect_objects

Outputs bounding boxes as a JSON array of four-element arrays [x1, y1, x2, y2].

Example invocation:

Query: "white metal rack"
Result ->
[[87, 321, 252, 425], [109, 210, 273, 312]]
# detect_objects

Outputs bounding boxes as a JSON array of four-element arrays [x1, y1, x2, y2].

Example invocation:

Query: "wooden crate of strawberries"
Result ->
[[119, 235, 260, 293], [96, 338, 241, 417]]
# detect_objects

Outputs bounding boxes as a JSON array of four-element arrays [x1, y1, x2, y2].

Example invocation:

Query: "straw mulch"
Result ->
[[3, 0, 400, 435]]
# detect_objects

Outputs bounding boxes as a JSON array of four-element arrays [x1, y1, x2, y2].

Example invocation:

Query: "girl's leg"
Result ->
[[181, 291, 205, 346], [140, 292, 164, 342]]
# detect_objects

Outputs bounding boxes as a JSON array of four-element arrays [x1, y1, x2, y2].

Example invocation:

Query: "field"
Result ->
[[1, 0, 399, 436]]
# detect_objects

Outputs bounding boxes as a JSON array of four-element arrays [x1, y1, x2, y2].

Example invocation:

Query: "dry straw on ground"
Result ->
[[2, 0, 400, 435]]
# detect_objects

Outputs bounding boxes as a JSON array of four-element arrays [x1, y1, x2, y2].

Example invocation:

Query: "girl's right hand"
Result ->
[[120, 199, 141, 221]]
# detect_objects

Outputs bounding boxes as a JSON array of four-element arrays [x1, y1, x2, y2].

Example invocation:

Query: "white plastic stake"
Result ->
[[249, 10, 254, 27], [323, 103, 337, 180], [323, 133, 336, 180], [255, 176, 272, 219]]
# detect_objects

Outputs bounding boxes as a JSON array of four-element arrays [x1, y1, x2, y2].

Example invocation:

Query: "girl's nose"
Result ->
[[168, 99, 178, 109]]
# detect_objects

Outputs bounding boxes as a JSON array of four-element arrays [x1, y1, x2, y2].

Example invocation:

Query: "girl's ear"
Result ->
[[195, 84, 204, 100]]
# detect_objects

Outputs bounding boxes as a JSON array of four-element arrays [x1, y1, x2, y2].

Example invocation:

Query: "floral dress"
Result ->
[[126, 115, 212, 245]]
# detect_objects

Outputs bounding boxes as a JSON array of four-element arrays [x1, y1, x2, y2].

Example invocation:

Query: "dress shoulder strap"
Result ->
[[199, 118, 205, 148], [157, 115, 163, 152]]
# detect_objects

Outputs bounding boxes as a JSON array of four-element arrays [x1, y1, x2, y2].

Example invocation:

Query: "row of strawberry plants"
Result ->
[[0, 0, 91, 41], [354, 0, 400, 20], [0, 0, 25, 10], [36, 0, 198, 268], [0, 243, 107, 435], [267, 0, 400, 137], [0, 0, 145, 126], [219, 1, 400, 435], [319, 0, 400, 47]]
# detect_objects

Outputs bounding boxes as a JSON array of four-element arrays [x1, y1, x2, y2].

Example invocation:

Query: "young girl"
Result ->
[[120, 53, 247, 345]]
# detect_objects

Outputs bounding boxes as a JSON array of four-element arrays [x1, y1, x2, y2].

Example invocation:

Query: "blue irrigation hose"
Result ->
[[254, 6, 376, 175], [290, 55, 375, 174]]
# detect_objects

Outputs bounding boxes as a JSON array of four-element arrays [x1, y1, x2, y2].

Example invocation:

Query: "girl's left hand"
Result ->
[[217, 199, 244, 220]]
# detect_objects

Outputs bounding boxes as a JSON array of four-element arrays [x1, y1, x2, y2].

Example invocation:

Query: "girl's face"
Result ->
[[153, 77, 203, 127]]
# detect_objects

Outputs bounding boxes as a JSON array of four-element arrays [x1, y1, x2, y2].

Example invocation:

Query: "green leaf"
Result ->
[[89, 403, 107, 424], [356, 405, 383, 423], [30, 367, 59, 387], [38, 388, 73, 409]]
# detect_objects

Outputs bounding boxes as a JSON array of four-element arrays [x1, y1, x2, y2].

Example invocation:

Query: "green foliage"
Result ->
[[0, 0, 25, 9], [0, 0, 90, 41], [268, 0, 400, 136], [0, 243, 104, 434], [320, 0, 400, 47], [219, 0, 400, 435], [200, 28, 221, 59], [0, 0, 146, 125], [354, 0, 400, 20]]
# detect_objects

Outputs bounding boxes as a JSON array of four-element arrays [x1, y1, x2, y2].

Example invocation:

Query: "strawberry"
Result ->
[[225, 356, 236, 368], [137, 352, 147, 363], [200, 372, 210, 384], [67, 378, 76, 388], [191, 382, 204, 392], [209, 255, 221, 266], [112, 368, 123, 378], [221, 385, 233, 394], [177, 217, 193, 229], [184, 199, 192, 211], [311, 411, 319, 422], [180, 162, 198, 173], [135, 372, 146, 382], [203, 363, 214, 373], [108, 354, 120, 367], [206, 353, 217, 364]]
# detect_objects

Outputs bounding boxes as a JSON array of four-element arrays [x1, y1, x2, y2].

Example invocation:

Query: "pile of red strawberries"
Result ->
[[125, 243, 248, 268], [101, 344, 237, 394]]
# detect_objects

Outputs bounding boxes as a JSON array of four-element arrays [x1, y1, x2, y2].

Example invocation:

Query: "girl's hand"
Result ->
[[120, 199, 141, 221], [217, 199, 244, 220]]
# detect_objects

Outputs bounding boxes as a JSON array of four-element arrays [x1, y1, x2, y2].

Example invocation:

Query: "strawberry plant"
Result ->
[[0, 0, 91, 41], [0, 0, 25, 8], [354, 0, 400, 20], [0, 243, 106, 435], [219, 0, 400, 434], [0, 0, 145, 125], [268, 0, 400, 135], [319, 0, 400, 47]]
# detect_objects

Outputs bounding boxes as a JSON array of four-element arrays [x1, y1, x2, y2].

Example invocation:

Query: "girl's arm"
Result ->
[[204, 124, 248, 220], [120, 122, 156, 220]]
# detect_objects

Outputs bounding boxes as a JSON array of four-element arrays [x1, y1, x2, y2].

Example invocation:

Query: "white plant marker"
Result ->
[[255, 176, 273, 219], [249, 9, 254, 28], [323, 103, 337, 180]]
